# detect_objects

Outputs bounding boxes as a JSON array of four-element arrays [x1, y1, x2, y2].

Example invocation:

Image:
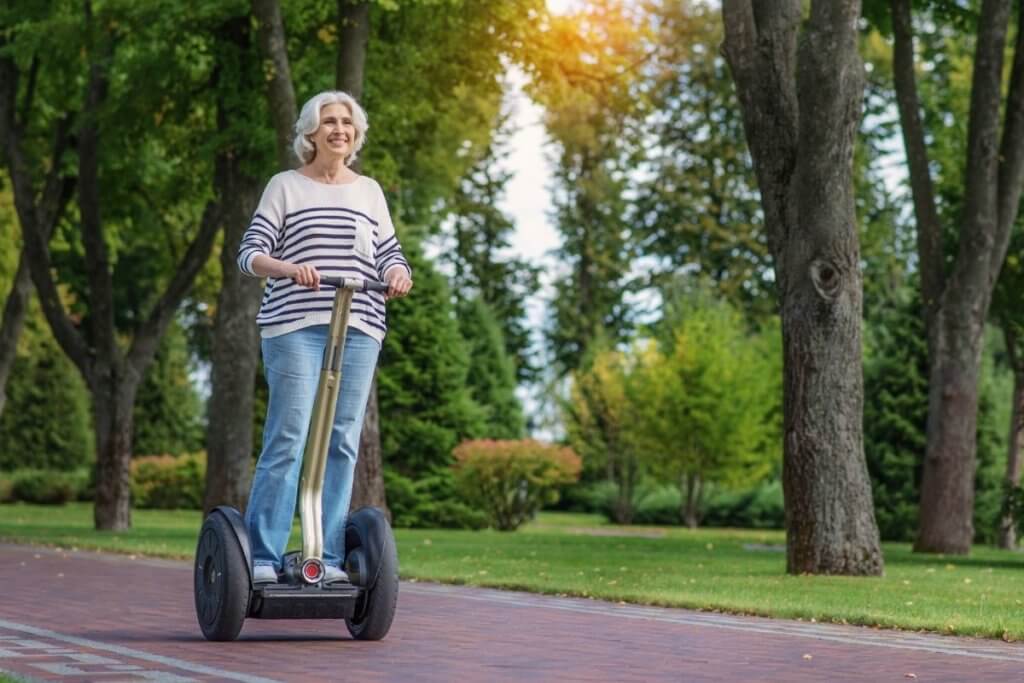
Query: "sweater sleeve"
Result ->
[[237, 174, 286, 277], [373, 182, 412, 281]]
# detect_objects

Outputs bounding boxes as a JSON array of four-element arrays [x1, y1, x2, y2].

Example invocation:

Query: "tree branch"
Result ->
[[721, 0, 800, 286], [126, 186, 222, 379], [994, 1, 1024, 277], [0, 55, 91, 379], [957, 0, 1011, 273], [252, 0, 298, 170], [78, 31, 118, 367], [890, 0, 945, 333]]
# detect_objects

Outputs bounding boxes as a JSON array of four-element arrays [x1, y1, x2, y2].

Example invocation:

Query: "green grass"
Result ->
[[2, 502, 1023, 640]]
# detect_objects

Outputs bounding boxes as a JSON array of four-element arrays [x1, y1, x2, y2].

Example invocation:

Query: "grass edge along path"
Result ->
[[1, 503, 1023, 641]]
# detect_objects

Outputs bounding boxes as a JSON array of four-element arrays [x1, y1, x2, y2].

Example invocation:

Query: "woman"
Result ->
[[237, 91, 413, 584]]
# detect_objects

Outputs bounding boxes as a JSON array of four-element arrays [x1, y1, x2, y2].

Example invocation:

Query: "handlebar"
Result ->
[[319, 275, 390, 293]]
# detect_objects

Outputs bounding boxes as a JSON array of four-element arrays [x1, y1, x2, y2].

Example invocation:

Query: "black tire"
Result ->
[[345, 525, 399, 640], [194, 511, 250, 641]]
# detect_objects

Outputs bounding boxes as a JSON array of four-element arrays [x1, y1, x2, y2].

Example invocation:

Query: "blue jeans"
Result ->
[[245, 325, 380, 571]]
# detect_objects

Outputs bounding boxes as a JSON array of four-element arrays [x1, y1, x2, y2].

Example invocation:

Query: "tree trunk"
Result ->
[[915, 311, 985, 553], [349, 372, 389, 518], [252, 0, 298, 171], [723, 0, 883, 575], [92, 371, 139, 530], [682, 472, 701, 529], [203, 162, 263, 514], [0, 255, 33, 417], [999, 323, 1024, 549], [896, 0, 1024, 554], [336, 0, 370, 99], [336, 0, 388, 513], [202, 16, 268, 514]]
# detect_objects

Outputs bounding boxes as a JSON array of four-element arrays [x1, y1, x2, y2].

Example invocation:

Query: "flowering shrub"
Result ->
[[452, 439, 582, 531]]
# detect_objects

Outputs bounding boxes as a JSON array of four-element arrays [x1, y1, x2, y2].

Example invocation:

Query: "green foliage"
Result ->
[[441, 110, 542, 382], [4, 469, 80, 505], [563, 345, 642, 523], [452, 439, 582, 531], [132, 320, 205, 456], [863, 290, 928, 541], [456, 298, 524, 439], [378, 240, 486, 477], [0, 308, 93, 472], [632, 2, 772, 318], [633, 292, 782, 519], [527, 0, 648, 373], [384, 470, 488, 530], [130, 452, 206, 510]]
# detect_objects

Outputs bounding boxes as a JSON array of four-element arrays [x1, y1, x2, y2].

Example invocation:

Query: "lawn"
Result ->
[[2, 503, 1023, 640]]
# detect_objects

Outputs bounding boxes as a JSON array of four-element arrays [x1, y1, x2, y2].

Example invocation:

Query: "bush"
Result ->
[[0, 473, 13, 503], [452, 439, 582, 531], [633, 486, 683, 525], [702, 480, 784, 529], [131, 452, 206, 510], [385, 470, 488, 530], [8, 469, 78, 505], [0, 326, 93, 472]]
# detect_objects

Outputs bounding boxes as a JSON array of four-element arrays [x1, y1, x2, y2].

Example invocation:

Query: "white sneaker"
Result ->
[[324, 565, 349, 584], [252, 565, 278, 584]]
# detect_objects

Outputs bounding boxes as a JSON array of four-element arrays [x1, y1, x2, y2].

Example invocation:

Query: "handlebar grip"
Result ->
[[320, 276, 389, 292]]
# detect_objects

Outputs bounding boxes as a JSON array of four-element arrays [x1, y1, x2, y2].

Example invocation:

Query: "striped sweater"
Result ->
[[237, 170, 411, 342]]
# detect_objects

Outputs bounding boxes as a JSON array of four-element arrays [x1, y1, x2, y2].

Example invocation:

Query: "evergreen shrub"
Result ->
[[452, 439, 582, 531], [384, 470, 487, 529], [130, 452, 206, 509], [8, 469, 78, 504]]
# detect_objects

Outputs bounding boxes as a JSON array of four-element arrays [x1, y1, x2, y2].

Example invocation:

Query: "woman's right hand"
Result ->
[[288, 263, 320, 289]]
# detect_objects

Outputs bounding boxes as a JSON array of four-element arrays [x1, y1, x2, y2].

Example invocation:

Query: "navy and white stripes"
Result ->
[[237, 171, 411, 342]]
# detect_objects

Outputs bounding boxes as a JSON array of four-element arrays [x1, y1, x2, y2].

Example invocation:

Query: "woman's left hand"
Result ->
[[385, 268, 413, 300]]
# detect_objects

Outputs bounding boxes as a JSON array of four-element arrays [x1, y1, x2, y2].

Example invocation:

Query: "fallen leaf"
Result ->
[[904, 674, 917, 679], [802, 654, 813, 661]]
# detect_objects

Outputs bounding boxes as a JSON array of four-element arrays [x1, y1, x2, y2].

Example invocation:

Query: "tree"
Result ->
[[888, 0, 1024, 553], [456, 297, 524, 439], [133, 319, 205, 457], [632, 294, 780, 528], [564, 346, 640, 524], [527, 0, 648, 374], [722, 1, 884, 574], [203, 10, 273, 513], [993, 237, 1023, 547], [377, 241, 485, 478], [1, 2, 223, 529], [442, 105, 542, 383], [633, 1, 772, 319]]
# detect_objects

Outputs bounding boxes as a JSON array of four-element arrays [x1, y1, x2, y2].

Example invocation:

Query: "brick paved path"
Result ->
[[1, 543, 1023, 682]]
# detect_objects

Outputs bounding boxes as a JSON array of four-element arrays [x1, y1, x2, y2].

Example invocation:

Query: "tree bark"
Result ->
[[92, 370, 139, 530], [336, 0, 370, 100], [999, 323, 1024, 549], [252, 0, 299, 171], [202, 18, 267, 514], [349, 372, 389, 517], [336, 0, 388, 514], [682, 472, 701, 529], [894, 0, 1024, 554], [723, 0, 883, 575]]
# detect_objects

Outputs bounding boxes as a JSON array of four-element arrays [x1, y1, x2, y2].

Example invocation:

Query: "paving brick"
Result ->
[[0, 543, 1022, 682]]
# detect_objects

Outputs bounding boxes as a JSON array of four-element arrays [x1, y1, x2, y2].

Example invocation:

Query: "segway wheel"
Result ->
[[345, 525, 399, 641], [194, 511, 249, 641]]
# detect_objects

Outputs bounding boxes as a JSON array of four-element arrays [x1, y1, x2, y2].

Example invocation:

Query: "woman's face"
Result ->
[[311, 102, 356, 160]]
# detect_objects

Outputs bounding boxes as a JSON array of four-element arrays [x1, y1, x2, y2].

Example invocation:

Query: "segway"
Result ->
[[194, 275, 399, 642]]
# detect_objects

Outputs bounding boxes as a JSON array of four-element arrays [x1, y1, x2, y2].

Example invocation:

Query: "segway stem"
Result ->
[[298, 275, 389, 571]]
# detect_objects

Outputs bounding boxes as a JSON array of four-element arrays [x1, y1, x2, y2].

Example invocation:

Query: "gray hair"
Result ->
[[292, 91, 369, 166]]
